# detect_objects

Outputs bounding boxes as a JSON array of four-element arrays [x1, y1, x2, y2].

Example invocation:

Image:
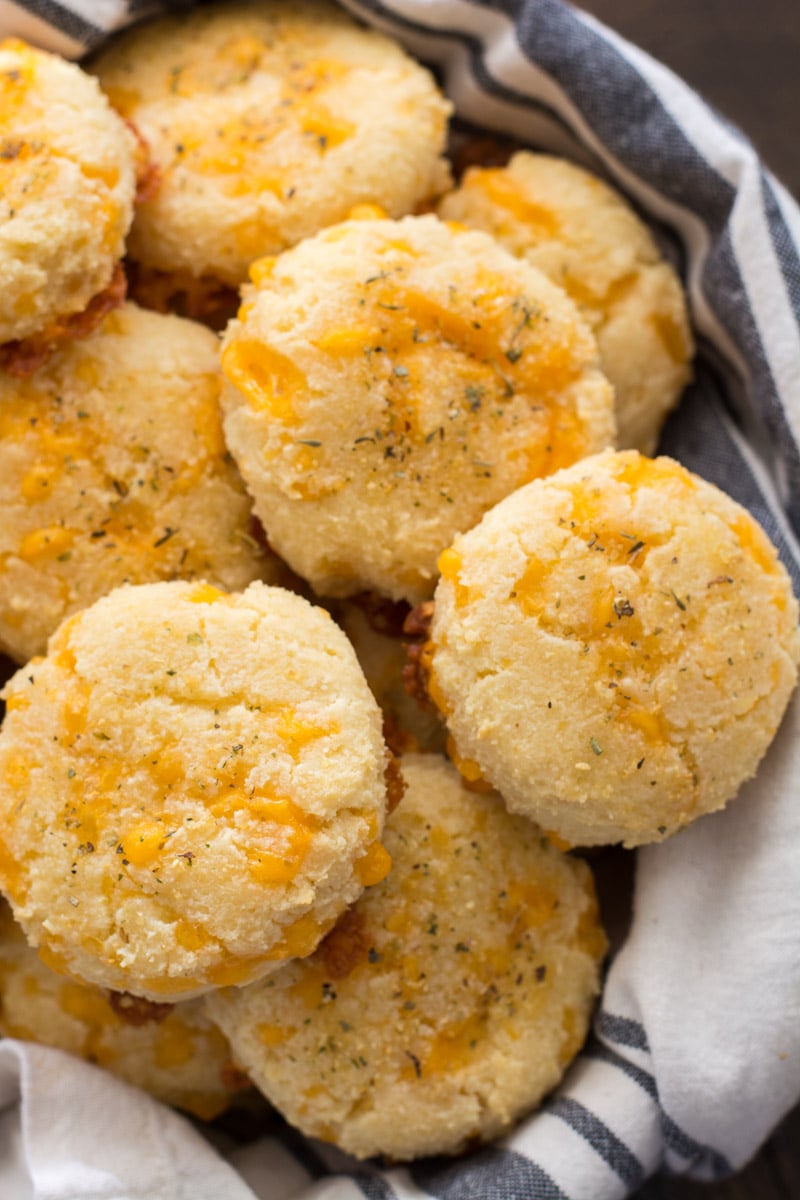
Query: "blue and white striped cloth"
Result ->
[[1, 2, 799, 1198]]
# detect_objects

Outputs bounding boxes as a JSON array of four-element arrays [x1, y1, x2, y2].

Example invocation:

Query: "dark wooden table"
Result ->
[[582, 0, 799, 200], [578, 5, 800, 1195]]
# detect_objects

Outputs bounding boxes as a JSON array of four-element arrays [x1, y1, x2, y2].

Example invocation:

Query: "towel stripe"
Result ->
[[5, 0, 100, 42], [546, 1097, 645, 1189], [353, 1174, 401, 1200], [596, 1013, 650, 1054], [585, 1040, 658, 1102], [411, 1148, 568, 1199], [763, 176, 800, 325]]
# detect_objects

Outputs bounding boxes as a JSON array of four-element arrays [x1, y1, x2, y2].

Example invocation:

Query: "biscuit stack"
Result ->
[[0, 0, 796, 1162]]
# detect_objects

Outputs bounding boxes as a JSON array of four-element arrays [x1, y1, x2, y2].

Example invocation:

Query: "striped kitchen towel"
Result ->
[[0, 2, 799, 1198]]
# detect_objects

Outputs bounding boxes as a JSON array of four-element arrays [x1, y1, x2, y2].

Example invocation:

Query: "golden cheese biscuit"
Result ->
[[0, 902, 246, 1119], [0, 581, 390, 1001], [334, 600, 446, 755], [0, 39, 137, 354], [424, 450, 800, 847], [0, 302, 283, 664], [207, 753, 606, 1160], [91, 0, 452, 286], [220, 214, 616, 602], [439, 153, 694, 453]]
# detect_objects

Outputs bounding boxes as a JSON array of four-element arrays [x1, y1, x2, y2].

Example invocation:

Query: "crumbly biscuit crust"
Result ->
[[92, 0, 452, 284], [221, 214, 616, 601], [0, 303, 278, 663], [0, 581, 388, 999], [428, 450, 800, 846], [207, 754, 606, 1159]]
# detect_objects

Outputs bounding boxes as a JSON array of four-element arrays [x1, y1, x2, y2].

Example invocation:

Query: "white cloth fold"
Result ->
[[0, 1042, 257, 1200]]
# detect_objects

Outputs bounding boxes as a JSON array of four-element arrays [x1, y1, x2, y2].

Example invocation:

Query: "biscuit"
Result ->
[[425, 450, 800, 847], [0, 581, 390, 1000], [0, 902, 246, 1119], [0, 302, 281, 664], [207, 753, 606, 1160], [0, 40, 137, 351], [91, 0, 452, 286], [439, 153, 694, 453], [220, 214, 616, 602]]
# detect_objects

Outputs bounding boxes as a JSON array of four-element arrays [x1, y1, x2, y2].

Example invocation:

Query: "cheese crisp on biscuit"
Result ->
[[0, 581, 389, 1000], [426, 450, 800, 846]]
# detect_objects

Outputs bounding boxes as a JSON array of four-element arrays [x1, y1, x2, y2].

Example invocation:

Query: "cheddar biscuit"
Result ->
[[221, 214, 615, 602], [92, 0, 452, 286], [0, 40, 136, 355], [425, 450, 800, 847], [207, 754, 606, 1160], [0, 581, 389, 1000], [0, 903, 245, 1119], [0, 302, 279, 664], [439, 153, 693, 452]]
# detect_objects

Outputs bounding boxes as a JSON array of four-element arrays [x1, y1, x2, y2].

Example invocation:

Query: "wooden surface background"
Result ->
[[581, 0, 799, 199], [578, 4, 800, 1194]]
